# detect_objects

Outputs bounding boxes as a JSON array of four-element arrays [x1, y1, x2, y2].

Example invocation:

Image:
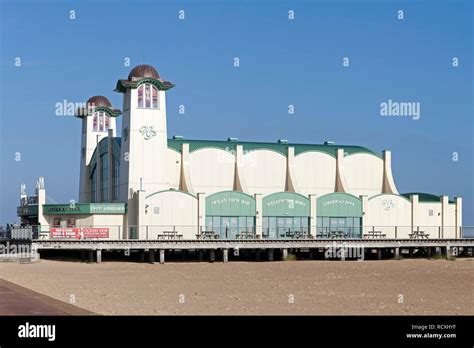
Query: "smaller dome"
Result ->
[[128, 64, 160, 81], [86, 95, 111, 108]]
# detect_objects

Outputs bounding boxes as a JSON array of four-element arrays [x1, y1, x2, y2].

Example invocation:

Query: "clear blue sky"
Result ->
[[1, 0, 472, 225]]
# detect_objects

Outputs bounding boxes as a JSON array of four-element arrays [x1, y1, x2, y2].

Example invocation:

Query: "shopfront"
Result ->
[[316, 193, 362, 238], [262, 192, 311, 239], [205, 191, 256, 239]]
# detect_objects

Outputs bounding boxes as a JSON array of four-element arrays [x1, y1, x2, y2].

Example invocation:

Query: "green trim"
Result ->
[[76, 106, 121, 118], [401, 192, 454, 203], [368, 193, 411, 203], [262, 192, 310, 217], [206, 191, 256, 217], [145, 189, 197, 200], [167, 138, 381, 158], [317, 193, 362, 217], [115, 77, 175, 93], [43, 203, 126, 215], [17, 205, 39, 217]]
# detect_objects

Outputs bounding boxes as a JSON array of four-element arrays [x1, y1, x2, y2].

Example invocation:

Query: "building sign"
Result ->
[[50, 227, 109, 239], [317, 193, 362, 217], [206, 191, 256, 216], [43, 203, 126, 215], [263, 192, 310, 217]]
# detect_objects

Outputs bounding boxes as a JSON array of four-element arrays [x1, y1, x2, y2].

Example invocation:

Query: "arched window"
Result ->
[[137, 84, 158, 109], [92, 111, 110, 132]]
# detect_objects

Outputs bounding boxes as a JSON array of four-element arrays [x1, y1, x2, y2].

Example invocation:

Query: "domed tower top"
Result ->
[[75, 95, 121, 118], [128, 64, 160, 81], [115, 64, 174, 93]]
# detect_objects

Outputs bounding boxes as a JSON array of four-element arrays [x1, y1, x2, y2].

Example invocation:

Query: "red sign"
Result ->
[[50, 227, 109, 239], [82, 228, 109, 238]]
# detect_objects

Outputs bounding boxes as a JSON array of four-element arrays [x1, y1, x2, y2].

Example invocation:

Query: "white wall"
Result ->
[[294, 151, 336, 196], [143, 190, 198, 239], [364, 194, 412, 238], [243, 150, 286, 195], [166, 148, 181, 189], [343, 153, 383, 197], [189, 148, 234, 194], [417, 203, 442, 238]]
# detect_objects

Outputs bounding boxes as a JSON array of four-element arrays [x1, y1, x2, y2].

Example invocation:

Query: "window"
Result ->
[[92, 111, 110, 132], [137, 84, 159, 109], [90, 168, 97, 203]]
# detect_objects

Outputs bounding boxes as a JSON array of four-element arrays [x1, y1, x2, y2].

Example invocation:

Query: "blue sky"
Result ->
[[0, 0, 472, 225]]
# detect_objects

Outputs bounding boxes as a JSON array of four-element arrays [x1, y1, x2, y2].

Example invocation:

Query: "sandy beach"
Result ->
[[0, 259, 473, 315]]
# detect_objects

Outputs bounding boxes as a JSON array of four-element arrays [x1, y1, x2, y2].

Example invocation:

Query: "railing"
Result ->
[[4, 225, 471, 241]]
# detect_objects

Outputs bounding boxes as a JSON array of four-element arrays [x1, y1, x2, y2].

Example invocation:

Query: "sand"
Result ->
[[0, 259, 473, 315]]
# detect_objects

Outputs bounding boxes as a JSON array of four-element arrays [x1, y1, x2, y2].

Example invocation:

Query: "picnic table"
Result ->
[[236, 230, 255, 239], [409, 230, 429, 239], [364, 230, 386, 239], [197, 230, 220, 240], [157, 230, 183, 240]]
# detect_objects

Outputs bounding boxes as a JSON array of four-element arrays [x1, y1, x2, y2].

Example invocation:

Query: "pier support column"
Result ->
[[427, 247, 432, 258], [282, 248, 288, 261], [140, 250, 145, 262], [223, 249, 229, 263], [268, 248, 274, 261], [159, 249, 165, 264], [395, 247, 400, 259], [81, 250, 86, 261], [377, 249, 382, 260], [149, 250, 155, 263], [446, 244, 451, 260], [210, 249, 216, 262], [96, 249, 102, 263], [198, 250, 203, 261], [88, 250, 94, 263], [256, 249, 261, 261]]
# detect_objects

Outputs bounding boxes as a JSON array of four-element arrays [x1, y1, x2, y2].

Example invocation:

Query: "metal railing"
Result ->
[[3, 225, 472, 241]]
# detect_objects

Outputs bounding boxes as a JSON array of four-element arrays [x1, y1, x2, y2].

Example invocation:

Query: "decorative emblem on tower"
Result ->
[[122, 127, 128, 142], [139, 126, 157, 140]]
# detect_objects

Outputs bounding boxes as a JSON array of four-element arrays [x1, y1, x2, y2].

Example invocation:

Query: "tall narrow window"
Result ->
[[138, 85, 144, 107], [92, 112, 110, 132], [137, 84, 158, 109]]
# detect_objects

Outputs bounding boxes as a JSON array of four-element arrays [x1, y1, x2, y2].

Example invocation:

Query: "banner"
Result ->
[[50, 228, 109, 239]]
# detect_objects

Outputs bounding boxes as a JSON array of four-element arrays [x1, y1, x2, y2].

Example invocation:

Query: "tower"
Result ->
[[115, 65, 175, 202], [75, 96, 120, 202]]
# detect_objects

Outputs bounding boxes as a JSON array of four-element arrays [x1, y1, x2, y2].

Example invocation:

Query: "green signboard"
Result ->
[[17, 205, 39, 217], [263, 192, 310, 217], [317, 193, 362, 217], [43, 203, 126, 215], [206, 191, 256, 216]]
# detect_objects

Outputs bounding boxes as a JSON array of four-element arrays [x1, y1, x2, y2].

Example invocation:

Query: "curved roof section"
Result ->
[[167, 138, 381, 158], [115, 64, 175, 93], [128, 64, 160, 80], [75, 96, 121, 118], [401, 192, 454, 203], [89, 137, 121, 176]]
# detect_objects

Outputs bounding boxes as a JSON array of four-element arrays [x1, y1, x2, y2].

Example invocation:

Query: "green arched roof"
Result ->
[[401, 192, 454, 204], [167, 138, 381, 158]]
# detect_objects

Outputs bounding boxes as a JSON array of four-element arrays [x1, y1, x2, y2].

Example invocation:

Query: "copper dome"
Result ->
[[128, 64, 160, 81], [86, 95, 112, 108]]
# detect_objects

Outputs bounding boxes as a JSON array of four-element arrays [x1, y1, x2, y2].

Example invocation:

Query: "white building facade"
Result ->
[[17, 64, 463, 240]]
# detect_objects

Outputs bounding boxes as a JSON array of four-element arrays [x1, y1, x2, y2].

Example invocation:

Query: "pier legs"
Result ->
[[159, 249, 165, 264], [267, 248, 274, 261], [140, 250, 145, 262], [282, 248, 288, 261], [427, 247, 432, 258], [149, 249, 155, 263], [377, 249, 382, 260], [210, 249, 216, 262], [223, 249, 229, 263], [88, 250, 94, 263], [198, 250, 203, 261], [395, 247, 400, 259], [96, 249, 102, 263]]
